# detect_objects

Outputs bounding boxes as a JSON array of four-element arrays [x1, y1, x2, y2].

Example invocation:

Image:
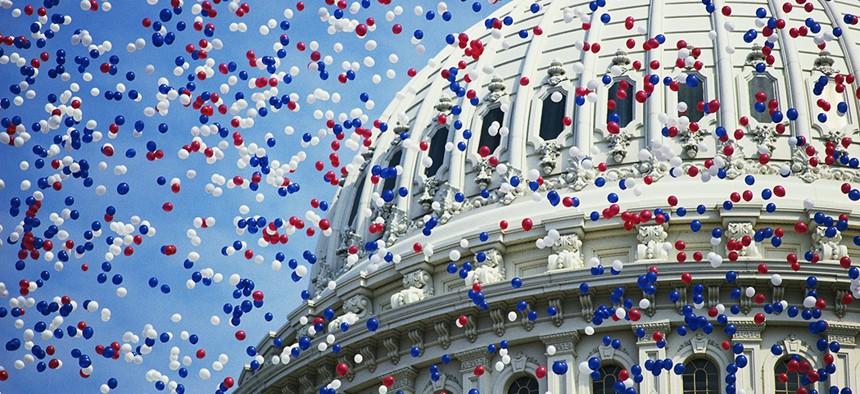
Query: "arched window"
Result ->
[[749, 73, 777, 124], [507, 376, 539, 394], [592, 363, 624, 394], [539, 92, 566, 141], [608, 79, 634, 128], [682, 358, 719, 394], [347, 172, 366, 226], [817, 81, 849, 130], [424, 127, 450, 177], [478, 107, 504, 154], [774, 357, 807, 394], [678, 73, 705, 123], [381, 150, 402, 192]]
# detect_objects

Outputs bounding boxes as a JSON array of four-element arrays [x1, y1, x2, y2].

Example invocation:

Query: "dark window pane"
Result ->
[[679, 74, 705, 123], [608, 81, 634, 127], [774, 358, 806, 394], [539, 94, 566, 141], [348, 172, 366, 226], [382, 150, 402, 192], [749, 74, 776, 123], [682, 358, 719, 394], [507, 377, 539, 394], [593, 364, 623, 394], [478, 107, 504, 154], [425, 127, 449, 177]]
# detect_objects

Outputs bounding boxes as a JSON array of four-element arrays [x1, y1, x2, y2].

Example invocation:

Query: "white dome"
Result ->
[[240, 1, 860, 393]]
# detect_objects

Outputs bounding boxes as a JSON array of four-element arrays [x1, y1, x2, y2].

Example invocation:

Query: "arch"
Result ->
[[578, 344, 638, 394], [681, 357, 719, 394], [506, 376, 539, 394], [592, 362, 624, 394], [746, 71, 779, 124], [808, 75, 852, 134], [423, 126, 451, 178], [773, 355, 811, 394], [491, 353, 543, 394], [677, 72, 706, 123], [421, 373, 463, 394], [670, 336, 732, 393], [761, 335, 822, 394], [477, 106, 505, 156]]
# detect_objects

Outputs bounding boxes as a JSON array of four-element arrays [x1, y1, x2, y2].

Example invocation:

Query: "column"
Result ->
[[632, 320, 670, 394], [389, 366, 418, 394], [728, 319, 764, 394], [540, 331, 581, 394], [826, 323, 860, 390], [454, 347, 494, 394]]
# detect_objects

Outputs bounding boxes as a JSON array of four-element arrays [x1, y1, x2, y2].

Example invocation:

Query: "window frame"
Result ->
[[422, 125, 452, 179], [607, 76, 637, 129], [681, 357, 720, 394], [676, 71, 707, 124]]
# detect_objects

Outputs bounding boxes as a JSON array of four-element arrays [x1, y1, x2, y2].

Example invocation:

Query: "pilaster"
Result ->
[[541, 331, 581, 394]]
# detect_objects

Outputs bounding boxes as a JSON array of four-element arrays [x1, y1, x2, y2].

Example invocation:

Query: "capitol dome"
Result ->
[[237, 0, 860, 393]]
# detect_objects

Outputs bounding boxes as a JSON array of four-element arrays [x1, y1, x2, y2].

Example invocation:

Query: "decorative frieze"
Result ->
[[434, 321, 451, 349], [389, 366, 418, 391], [548, 233, 584, 271], [826, 323, 860, 347], [728, 319, 764, 342], [637, 225, 668, 261], [454, 347, 490, 372], [607, 131, 633, 163], [540, 331, 581, 356]]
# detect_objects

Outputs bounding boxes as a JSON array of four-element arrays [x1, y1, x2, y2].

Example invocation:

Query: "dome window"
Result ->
[[678, 73, 706, 123], [478, 107, 504, 155], [748, 73, 777, 124], [347, 171, 367, 227], [592, 363, 624, 394], [424, 127, 450, 177], [539, 92, 567, 141], [607, 79, 634, 128], [506, 376, 539, 394], [381, 150, 403, 192]]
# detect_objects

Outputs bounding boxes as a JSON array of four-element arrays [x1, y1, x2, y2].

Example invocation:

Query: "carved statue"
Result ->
[[538, 141, 562, 174], [548, 234, 584, 271], [812, 226, 848, 261], [390, 269, 433, 309], [636, 225, 668, 260], [726, 222, 759, 257], [466, 249, 505, 285]]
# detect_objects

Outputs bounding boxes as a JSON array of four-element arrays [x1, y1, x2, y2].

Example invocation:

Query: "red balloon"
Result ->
[[521, 218, 533, 231], [535, 365, 547, 378], [336, 362, 349, 376], [382, 375, 395, 387]]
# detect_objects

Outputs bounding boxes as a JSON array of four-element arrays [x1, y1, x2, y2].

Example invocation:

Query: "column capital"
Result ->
[[827, 323, 860, 348], [540, 331, 581, 356], [453, 347, 490, 372], [632, 320, 671, 344], [727, 318, 764, 342], [389, 366, 419, 392]]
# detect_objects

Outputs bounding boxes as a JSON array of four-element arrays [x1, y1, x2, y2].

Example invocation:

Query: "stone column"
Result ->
[[632, 320, 670, 394], [389, 366, 418, 394], [727, 319, 764, 394], [540, 331, 581, 394], [454, 347, 494, 394], [826, 323, 860, 390]]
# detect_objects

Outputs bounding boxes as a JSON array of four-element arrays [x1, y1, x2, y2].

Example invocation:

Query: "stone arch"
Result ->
[[577, 344, 639, 394], [421, 373, 462, 394], [668, 334, 733, 393], [761, 335, 823, 394], [491, 352, 543, 394]]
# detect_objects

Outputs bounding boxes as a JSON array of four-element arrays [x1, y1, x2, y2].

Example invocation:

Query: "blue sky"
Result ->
[[0, 1, 495, 392]]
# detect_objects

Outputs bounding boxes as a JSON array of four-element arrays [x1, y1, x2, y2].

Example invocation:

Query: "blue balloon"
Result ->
[[366, 317, 379, 331], [552, 360, 569, 375]]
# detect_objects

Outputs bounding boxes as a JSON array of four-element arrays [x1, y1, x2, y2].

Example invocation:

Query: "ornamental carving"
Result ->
[[390, 366, 418, 390], [360, 342, 377, 373], [726, 222, 759, 258], [490, 308, 506, 337], [466, 249, 505, 286], [560, 156, 592, 191], [454, 347, 489, 371], [548, 233, 584, 271], [812, 225, 848, 261], [464, 314, 479, 343], [311, 262, 334, 297], [337, 229, 364, 270], [373, 204, 412, 247], [728, 319, 764, 341], [298, 373, 316, 394], [408, 328, 424, 357], [580, 293, 594, 322], [434, 321, 451, 349], [545, 59, 567, 86], [780, 335, 809, 354], [632, 320, 671, 344], [642, 291, 656, 317], [418, 176, 445, 212], [637, 225, 668, 261], [826, 323, 860, 346], [707, 285, 721, 309], [520, 301, 536, 332], [610, 49, 632, 74], [510, 352, 540, 373], [679, 127, 708, 158], [538, 141, 562, 174], [434, 95, 453, 115], [474, 158, 495, 190], [337, 354, 355, 382], [835, 290, 850, 319], [813, 50, 839, 76], [740, 286, 753, 314], [383, 335, 400, 365], [316, 364, 334, 385], [486, 75, 507, 103], [674, 286, 688, 314], [423, 374, 462, 394], [549, 298, 564, 327], [328, 294, 371, 332], [744, 44, 766, 67], [540, 331, 581, 356], [391, 269, 433, 309], [791, 145, 821, 183], [607, 130, 632, 163], [749, 124, 778, 155]]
